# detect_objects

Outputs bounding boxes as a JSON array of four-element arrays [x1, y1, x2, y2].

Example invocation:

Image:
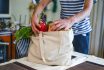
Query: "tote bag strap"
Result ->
[[39, 32, 47, 63], [39, 32, 62, 63]]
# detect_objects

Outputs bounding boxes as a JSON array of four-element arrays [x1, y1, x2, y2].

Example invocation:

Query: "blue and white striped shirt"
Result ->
[[60, 0, 92, 35]]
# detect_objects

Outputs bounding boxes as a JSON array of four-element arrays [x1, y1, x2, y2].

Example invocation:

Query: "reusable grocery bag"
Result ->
[[28, 29, 74, 66]]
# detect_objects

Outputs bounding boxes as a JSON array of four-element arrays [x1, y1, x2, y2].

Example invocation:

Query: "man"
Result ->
[[31, 0, 93, 54]]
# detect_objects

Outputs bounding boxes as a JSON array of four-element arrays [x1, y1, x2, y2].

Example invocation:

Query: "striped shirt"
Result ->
[[60, 0, 92, 35]]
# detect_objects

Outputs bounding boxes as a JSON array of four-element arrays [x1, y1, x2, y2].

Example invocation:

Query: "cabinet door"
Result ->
[[0, 34, 11, 60], [0, 33, 15, 60]]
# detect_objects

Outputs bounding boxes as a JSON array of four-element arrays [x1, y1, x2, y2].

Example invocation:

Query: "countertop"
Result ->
[[0, 52, 104, 70]]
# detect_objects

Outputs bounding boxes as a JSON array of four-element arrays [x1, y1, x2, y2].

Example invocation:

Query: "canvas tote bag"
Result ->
[[27, 29, 74, 66]]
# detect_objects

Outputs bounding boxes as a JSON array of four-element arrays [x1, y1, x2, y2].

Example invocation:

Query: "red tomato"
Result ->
[[39, 21, 47, 32]]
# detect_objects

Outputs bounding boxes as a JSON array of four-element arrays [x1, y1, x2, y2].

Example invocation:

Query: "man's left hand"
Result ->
[[49, 19, 73, 31]]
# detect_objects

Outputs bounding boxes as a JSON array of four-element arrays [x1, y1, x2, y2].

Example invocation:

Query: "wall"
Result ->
[[10, 0, 31, 26], [46, 0, 61, 22], [89, 0, 104, 57], [10, 0, 61, 25]]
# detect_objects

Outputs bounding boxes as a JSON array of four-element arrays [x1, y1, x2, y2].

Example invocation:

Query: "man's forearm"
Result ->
[[33, 0, 52, 18], [68, 0, 93, 25]]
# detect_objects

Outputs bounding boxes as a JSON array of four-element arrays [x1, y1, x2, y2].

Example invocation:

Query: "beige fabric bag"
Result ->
[[27, 29, 74, 66]]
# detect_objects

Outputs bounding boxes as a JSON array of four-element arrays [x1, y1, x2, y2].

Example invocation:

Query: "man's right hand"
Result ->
[[31, 0, 52, 34], [31, 14, 41, 34]]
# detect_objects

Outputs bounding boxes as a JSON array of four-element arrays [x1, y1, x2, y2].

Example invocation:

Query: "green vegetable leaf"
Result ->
[[15, 26, 32, 42]]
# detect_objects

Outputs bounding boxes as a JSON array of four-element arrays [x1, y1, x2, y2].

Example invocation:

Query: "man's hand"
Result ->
[[49, 19, 73, 31], [31, 14, 40, 34], [31, 0, 52, 34]]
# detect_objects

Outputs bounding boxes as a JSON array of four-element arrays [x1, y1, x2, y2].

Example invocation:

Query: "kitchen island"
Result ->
[[0, 52, 104, 70]]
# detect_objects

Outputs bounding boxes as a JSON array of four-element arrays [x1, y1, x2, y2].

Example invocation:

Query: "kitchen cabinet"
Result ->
[[0, 31, 15, 60]]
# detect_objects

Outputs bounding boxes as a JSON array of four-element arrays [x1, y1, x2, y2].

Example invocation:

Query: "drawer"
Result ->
[[0, 35, 11, 43]]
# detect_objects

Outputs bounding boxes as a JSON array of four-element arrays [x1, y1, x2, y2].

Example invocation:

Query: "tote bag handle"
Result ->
[[39, 32, 47, 63], [39, 32, 61, 63]]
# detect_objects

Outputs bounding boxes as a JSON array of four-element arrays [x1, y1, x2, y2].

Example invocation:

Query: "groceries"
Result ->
[[38, 12, 49, 32], [39, 21, 47, 32]]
